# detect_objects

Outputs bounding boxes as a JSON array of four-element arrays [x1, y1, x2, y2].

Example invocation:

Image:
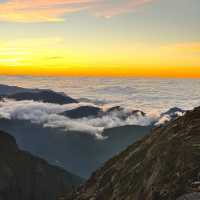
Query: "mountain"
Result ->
[[0, 130, 83, 200], [62, 106, 102, 119], [0, 84, 78, 104], [106, 106, 145, 116], [0, 118, 151, 178], [0, 84, 34, 95], [61, 105, 145, 120], [104, 106, 146, 121], [5, 90, 77, 104], [63, 106, 200, 200]]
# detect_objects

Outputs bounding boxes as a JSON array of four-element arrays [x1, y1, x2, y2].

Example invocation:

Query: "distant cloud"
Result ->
[[0, 0, 155, 22]]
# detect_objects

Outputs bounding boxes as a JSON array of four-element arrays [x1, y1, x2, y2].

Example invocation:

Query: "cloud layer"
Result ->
[[0, 99, 162, 139], [0, 98, 185, 139], [0, 0, 155, 22]]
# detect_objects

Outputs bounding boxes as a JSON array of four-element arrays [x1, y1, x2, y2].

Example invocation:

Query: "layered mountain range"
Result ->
[[0, 84, 185, 178], [0, 84, 199, 200]]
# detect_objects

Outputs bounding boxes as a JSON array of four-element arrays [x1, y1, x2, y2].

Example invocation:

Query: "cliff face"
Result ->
[[64, 107, 200, 200], [0, 130, 82, 200]]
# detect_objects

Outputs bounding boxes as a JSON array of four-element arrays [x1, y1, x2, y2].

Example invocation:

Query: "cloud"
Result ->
[[155, 111, 184, 126], [0, 0, 155, 22], [0, 99, 183, 139], [93, 0, 154, 18], [0, 0, 92, 22], [0, 99, 161, 139]]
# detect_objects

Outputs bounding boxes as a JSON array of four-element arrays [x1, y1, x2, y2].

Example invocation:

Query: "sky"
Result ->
[[0, 0, 200, 77]]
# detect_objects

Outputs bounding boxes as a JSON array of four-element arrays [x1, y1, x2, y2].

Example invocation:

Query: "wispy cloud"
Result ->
[[0, 37, 64, 66], [0, 0, 155, 22], [0, 0, 92, 22], [93, 0, 154, 18]]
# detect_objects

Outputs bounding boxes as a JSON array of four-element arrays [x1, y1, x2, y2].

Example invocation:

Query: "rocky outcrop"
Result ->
[[63, 107, 200, 200], [0, 130, 83, 200]]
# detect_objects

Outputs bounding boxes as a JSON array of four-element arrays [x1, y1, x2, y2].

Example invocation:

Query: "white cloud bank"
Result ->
[[0, 99, 184, 139]]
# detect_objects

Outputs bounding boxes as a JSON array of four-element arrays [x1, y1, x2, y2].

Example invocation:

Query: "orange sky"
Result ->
[[0, 38, 200, 78], [0, 0, 200, 78]]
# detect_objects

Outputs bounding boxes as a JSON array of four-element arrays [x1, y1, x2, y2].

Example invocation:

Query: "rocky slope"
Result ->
[[0, 130, 83, 200], [63, 106, 200, 200]]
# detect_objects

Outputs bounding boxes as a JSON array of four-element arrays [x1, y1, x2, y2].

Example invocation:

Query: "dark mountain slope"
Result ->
[[64, 107, 200, 200], [0, 118, 151, 178], [0, 130, 83, 200]]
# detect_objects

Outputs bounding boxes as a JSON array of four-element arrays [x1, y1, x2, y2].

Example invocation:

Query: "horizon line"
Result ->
[[1, 74, 200, 80]]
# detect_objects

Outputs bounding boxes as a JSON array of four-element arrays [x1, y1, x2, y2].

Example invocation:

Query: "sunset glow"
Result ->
[[0, 0, 200, 78]]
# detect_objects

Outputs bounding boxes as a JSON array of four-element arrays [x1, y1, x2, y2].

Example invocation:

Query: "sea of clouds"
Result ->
[[0, 99, 184, 139]]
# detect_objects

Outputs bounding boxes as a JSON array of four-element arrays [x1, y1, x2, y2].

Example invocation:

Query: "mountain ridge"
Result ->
[[62, 106, 200, 200], [0, 84, 78, 104]]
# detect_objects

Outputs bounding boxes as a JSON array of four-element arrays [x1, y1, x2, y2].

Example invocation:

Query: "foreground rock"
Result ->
[[0, 130, 83, 200], [63, 107, 200, 200]]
